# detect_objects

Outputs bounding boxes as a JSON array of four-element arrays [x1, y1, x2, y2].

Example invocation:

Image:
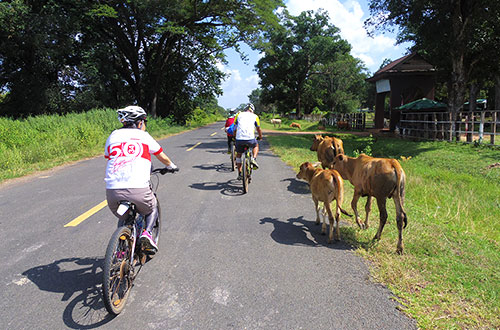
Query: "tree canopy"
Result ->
[[365, 0, 500, 112], [256, 10, 368, 116], [0, 0, 284, 121]]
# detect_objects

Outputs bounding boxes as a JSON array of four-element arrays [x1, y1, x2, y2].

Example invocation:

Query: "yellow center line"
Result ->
[[64, 200, 108, 227], [210, 132, 217, 136], [187, 142, 202, 151]]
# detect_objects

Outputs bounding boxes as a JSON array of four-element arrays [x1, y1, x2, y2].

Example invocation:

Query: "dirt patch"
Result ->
[[486, 162, 500, 169], [262, 128, 396, 138]]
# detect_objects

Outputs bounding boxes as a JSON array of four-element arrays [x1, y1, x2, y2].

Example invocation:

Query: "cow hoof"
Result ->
[[321, 232, 326, 235]]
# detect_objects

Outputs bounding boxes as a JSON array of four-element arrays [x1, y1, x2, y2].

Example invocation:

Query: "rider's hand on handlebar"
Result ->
[[257, 136, 262, 141], [167, 162, 178, 170]]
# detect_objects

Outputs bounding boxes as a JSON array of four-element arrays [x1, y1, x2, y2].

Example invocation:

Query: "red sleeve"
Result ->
[[153, 147, 163, 156]]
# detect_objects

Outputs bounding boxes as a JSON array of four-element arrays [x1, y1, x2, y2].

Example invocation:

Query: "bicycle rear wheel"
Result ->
[[102, 226, 134, 315], [242, 151, 250, 193], [230, 142, 236, 171]]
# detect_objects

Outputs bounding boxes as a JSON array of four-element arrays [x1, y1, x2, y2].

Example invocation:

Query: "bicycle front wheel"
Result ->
[[102, 226, 134, 315]]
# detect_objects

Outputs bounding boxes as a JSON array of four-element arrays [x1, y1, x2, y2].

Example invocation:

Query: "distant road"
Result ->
[[0, 122, 416, 329]]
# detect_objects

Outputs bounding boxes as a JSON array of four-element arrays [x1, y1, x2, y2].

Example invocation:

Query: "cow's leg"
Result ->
[[364, 196, 372, 229], [393, 197, 405, 254], [374, 197, 388, 241], [321, 205, 327, 235], [334, 201, 341, 241], [313, 198, 321, 226], [351, 191, 363, 229], [324, 201, 335, 243]]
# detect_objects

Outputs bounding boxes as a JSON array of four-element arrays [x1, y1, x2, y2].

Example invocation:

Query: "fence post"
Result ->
[[491, 111, 497, 145], [479, 111, 485, 143], [466, 112, 472, 142]]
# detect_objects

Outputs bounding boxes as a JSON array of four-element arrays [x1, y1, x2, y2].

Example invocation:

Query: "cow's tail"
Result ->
[[392, 160, 408, 228], [331, 173, 352, 217]]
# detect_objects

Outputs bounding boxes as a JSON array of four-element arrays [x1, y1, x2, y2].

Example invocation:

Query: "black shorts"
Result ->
[[235, 139, 258, 153]]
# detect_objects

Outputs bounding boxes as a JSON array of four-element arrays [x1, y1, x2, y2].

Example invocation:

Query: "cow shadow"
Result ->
[[22, 257, 114, 329], [259, 217, 353, 250], [281, 178, 310, 195]]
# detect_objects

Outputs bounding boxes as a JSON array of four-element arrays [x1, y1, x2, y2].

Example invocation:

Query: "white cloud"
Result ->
[[217, 0, 412, 108], [285, 0, 411, 72], [217, 61, 260, 109]]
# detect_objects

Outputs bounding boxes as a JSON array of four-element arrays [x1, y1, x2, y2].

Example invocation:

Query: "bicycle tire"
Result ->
[[230, 142, 236, 171], [242, 151, 250, 193], [102, 226, 133, 315]]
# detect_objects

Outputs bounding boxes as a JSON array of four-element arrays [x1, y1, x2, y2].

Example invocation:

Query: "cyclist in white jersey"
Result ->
[[104, 106, 177, 253], [234, 103, 263, 180]]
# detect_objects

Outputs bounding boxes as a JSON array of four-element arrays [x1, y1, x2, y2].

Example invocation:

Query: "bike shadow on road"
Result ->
[[192, 162, 234, 173], [189, 176, 244, 196], [259, 216, 354, 250], [22, 256, 115, 329]]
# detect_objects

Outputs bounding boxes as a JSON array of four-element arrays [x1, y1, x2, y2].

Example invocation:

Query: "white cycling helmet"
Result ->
[[244, 103, 255, 112], [117, 105, 147, 124]]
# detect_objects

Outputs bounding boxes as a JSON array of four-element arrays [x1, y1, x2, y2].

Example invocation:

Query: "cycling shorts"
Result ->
[[235, 139, 258, 153]]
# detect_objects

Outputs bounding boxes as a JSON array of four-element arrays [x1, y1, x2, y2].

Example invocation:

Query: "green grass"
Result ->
[[266, 133, 500, 329], [0, 108, 217, 182]]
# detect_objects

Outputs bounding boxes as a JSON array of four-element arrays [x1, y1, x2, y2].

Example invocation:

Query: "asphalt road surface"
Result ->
[[0, 122, 416, 329]]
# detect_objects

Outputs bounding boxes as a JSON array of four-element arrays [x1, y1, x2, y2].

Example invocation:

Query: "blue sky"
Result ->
[[216, 0, 413, 110]]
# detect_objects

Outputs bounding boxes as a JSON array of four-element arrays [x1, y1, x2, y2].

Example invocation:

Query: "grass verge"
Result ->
[[266, 132, 500, 329], [0, 108, 219, 183]]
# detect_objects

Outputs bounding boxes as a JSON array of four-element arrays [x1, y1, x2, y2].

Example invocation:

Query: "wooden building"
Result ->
[[367, 53, 437, 130]]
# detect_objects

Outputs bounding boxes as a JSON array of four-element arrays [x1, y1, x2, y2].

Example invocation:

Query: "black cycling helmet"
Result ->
[[117, 105, 147, 124], [244, 103, 255, 112]]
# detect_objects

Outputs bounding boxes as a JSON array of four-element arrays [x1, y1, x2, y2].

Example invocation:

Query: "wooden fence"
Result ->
[[326, 112, 366, 130], [399, 110, 499, 145]]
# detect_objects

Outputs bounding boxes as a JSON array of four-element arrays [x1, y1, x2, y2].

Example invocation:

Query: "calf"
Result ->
[[332, 154, 408, 254], [296, 162, 351, 243], [337, 121, 349, 129], [270, 118, 282, 127], [290, 122, 301, 129], [310, 134, 344, 169]]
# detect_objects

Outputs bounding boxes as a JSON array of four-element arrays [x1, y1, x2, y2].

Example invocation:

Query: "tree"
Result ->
[[0, 0, 90, 116], [311, 54, 370, 113], [256, 10, 351, 117], [84, 0, 284, 120], [365, 0, 499, 114], [0, 0, 284, 121]]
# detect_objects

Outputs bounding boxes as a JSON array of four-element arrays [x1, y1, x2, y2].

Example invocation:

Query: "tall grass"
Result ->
[[267, 133, 500, 329], [0, 108, 216, 182]]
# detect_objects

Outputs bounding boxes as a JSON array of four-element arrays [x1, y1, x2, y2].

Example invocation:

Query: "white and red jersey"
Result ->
[[104, 128, 163, 189]]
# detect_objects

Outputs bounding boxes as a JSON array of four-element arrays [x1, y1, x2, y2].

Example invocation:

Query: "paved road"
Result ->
[[0, 122, 416, 329]]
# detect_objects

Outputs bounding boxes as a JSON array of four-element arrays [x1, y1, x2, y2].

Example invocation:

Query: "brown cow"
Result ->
[[296, 162, 351, 243], [310, 134, 344, 169], [332, 154, 408, 254], [290, 122, 301, 129]]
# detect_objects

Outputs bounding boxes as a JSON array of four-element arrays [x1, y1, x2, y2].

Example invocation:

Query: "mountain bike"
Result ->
[[102, 167, 178, 315]]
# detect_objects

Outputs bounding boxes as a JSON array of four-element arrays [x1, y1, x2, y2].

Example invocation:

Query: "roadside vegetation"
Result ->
[[266, 133, 500, 329], [0, 108, 221, 183]]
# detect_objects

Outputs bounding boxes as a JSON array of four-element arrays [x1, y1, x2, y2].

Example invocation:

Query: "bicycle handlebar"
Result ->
[[152, 167, 179, 175]]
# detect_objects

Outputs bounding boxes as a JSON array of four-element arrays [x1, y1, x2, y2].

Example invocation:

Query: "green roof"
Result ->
[[397, 98, 447, 110]]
